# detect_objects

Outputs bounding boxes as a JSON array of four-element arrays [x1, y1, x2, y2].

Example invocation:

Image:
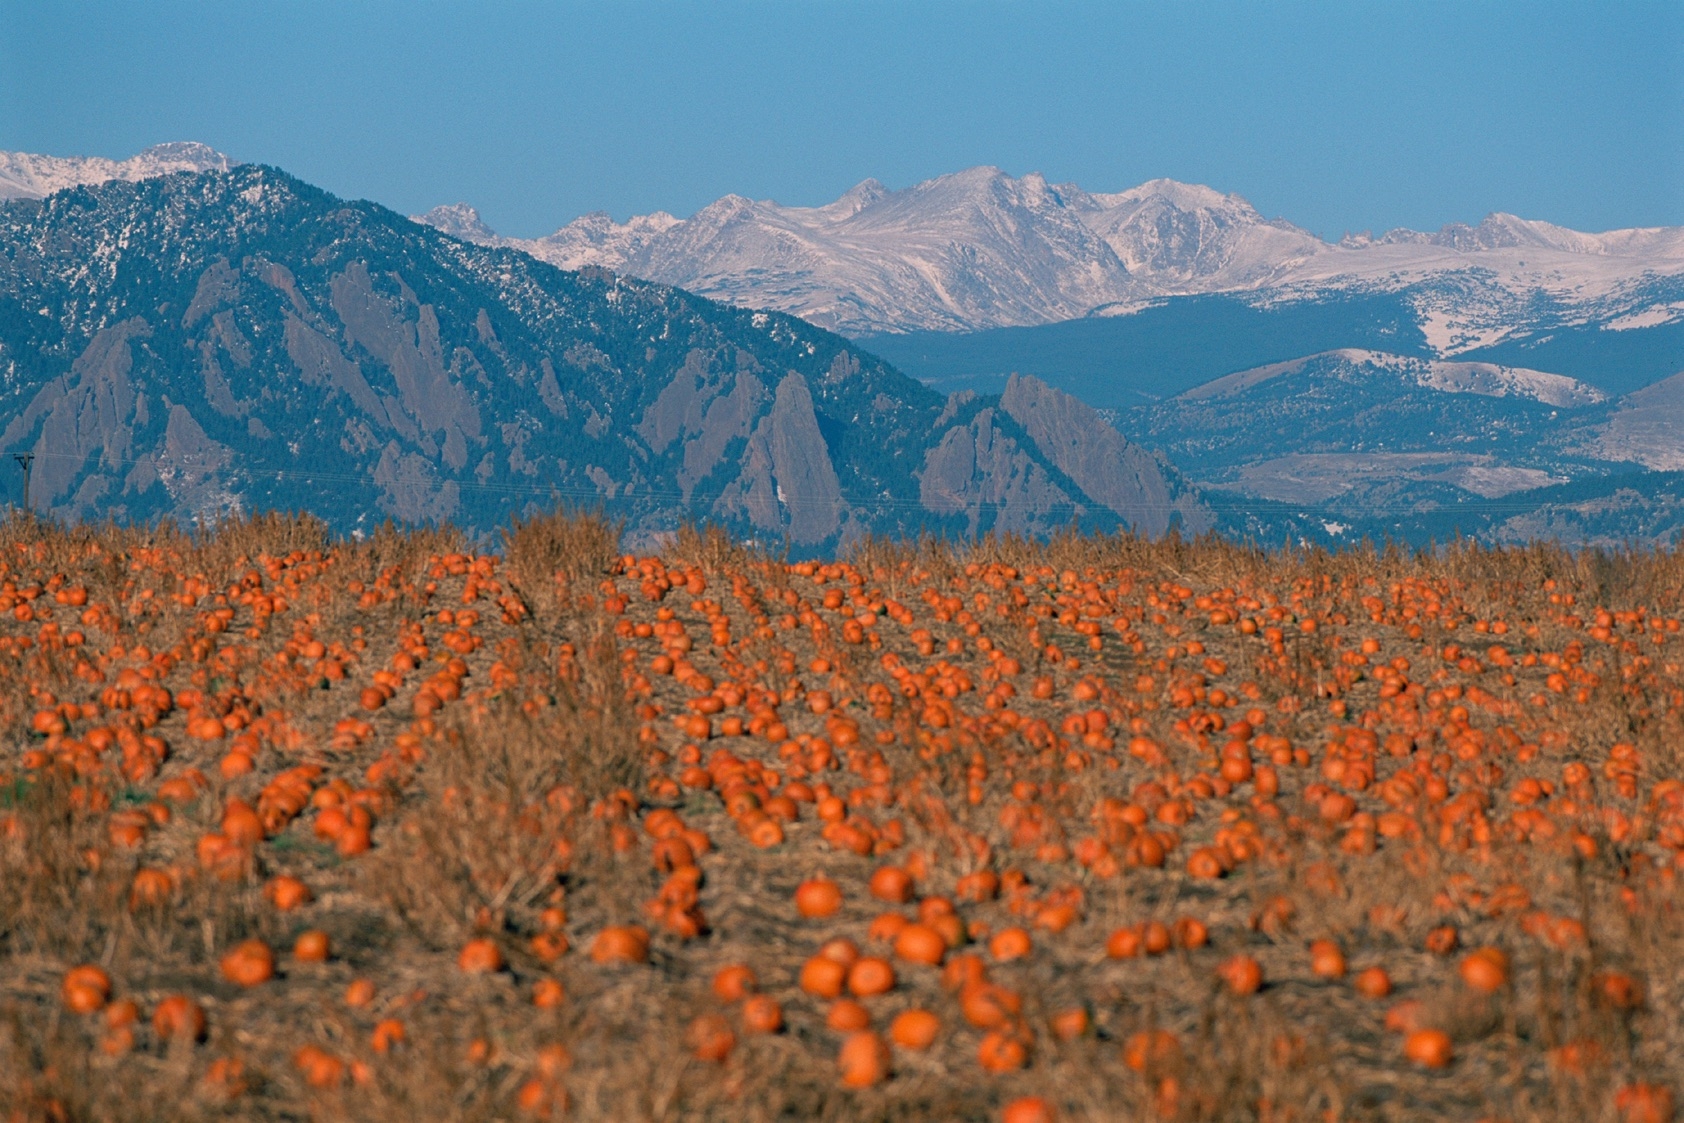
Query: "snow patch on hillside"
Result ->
[[1178, 348, 1604, 408]]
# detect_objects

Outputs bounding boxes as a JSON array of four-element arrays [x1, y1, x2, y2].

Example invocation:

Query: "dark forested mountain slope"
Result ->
[[0, 167, 1206, 548]]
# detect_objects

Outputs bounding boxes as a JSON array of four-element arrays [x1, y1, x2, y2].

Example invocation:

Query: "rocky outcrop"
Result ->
[[154, 405, 237, 521], [2, 318, 149, 508], [1001, 373, 1213, 535], [638, 349, 772, 500], [330, 263, 482, 465], [921, 408, 1080, 537], [284, 314, 401, 431], [373, 441, 460, 523], [715, 373, 844, 545]]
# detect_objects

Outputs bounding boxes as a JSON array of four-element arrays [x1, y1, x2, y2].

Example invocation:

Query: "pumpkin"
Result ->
[[892, 922, 947, 966], [1353, 966, 1392, 998], [741, 994, 783, 1034], [264, 875, 312, 911], [989, 927, 1032, 962], [293, 930, 331, 962], [219, 939, 275, 987], [1308, 939, 1346, 979], [868, 866, 914, 903], [977, 1029, 1030, 1072], [371, 1018, 406, 1052], [1001, 1097, 1058, 1123], [888, 1008, 940, 1050], [847, 956, 896, 998], [61, 965, 111, 1014], [1403, 1028, 1453, 1068], [800, 955, 848, 999], [837, 1031, 891, 1087], [589, 926, 650, 965], [712, 964, 757, 1003], [457, 938, 504, 974], [686, 1013, 735, 1063], [827, 998, 873, 1031], [153, 995, 207, 1043], [1459, 947, 1509, 993], [1218, 955, 1263, 996]]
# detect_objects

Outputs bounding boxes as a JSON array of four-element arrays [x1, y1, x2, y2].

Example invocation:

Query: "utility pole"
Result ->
[[13, 453, 32, 513]]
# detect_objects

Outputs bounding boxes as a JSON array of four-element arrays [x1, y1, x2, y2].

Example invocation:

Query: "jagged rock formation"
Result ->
[[919, 406, 1082, 538], [1000, 374, 1213, 536]]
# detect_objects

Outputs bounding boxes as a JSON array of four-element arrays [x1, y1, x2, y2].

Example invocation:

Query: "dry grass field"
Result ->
[[0, 511, 1679, 1122]]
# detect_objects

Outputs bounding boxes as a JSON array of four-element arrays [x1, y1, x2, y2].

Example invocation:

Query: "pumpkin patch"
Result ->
[[0, 513, 1678, 1120]]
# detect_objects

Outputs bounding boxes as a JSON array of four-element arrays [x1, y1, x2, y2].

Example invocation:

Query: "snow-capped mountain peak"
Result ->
[[0, 142, 235, 201], [402, 165, 1684, 340], [413, 202, 499, 242]]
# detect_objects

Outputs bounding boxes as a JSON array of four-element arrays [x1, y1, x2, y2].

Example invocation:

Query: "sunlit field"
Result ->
[[0, 512, 1679, 1122]]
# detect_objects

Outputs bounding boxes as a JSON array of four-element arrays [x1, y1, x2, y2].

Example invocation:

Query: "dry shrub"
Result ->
[[367, 626, 640, 950], [502, 508, 621, 617], [0, 769, 126, 962], [666, 522, 773, 581]]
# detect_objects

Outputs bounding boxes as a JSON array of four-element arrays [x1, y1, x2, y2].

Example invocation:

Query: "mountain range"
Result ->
[[0, 143, 1679, 549], [0, 162, 1207, 548], [415, 167, 1684, 345]]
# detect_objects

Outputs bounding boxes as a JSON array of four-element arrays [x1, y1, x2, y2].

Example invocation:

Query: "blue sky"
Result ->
[[3, 1, 1680, 240]]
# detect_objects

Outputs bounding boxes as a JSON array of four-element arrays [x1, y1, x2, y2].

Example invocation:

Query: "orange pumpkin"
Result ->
[[893, 923, 947, 966], [1403, 1028, 1453, 1068], [1308, 939, 1347, 979], [978, 1029, 1030, 1073], [457, 938, 505, 974], [741, 994, 783, 1034], [800, 955, 848, 999], [264, 875, 313, 911], [847, 956, 896, 998], [712, 964, 757, 1003], [219, 939, 275, 987], [589, 926, 650, 965], [1218, 955, 1263, 996], [827, 998, 873, 1031], [989, 927, 1032, 962], [1001, 1097, 1058, 1123], [1458, 947, 1509, 993], [868, 865, 914, 903], [153, 995, 207, 1043], [1353, 966, 1392, 998], [837, 1031, 891, 1087], [888, 1008, 941, 1050], [293, 930, 331, 962], [686, 1013, 735, 1063]]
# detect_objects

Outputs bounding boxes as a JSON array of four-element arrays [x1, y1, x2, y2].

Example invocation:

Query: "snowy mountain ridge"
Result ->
[[0, 142, 235, 201], [415, 166, 1684, 342], [3, 145, 1677, 347]]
